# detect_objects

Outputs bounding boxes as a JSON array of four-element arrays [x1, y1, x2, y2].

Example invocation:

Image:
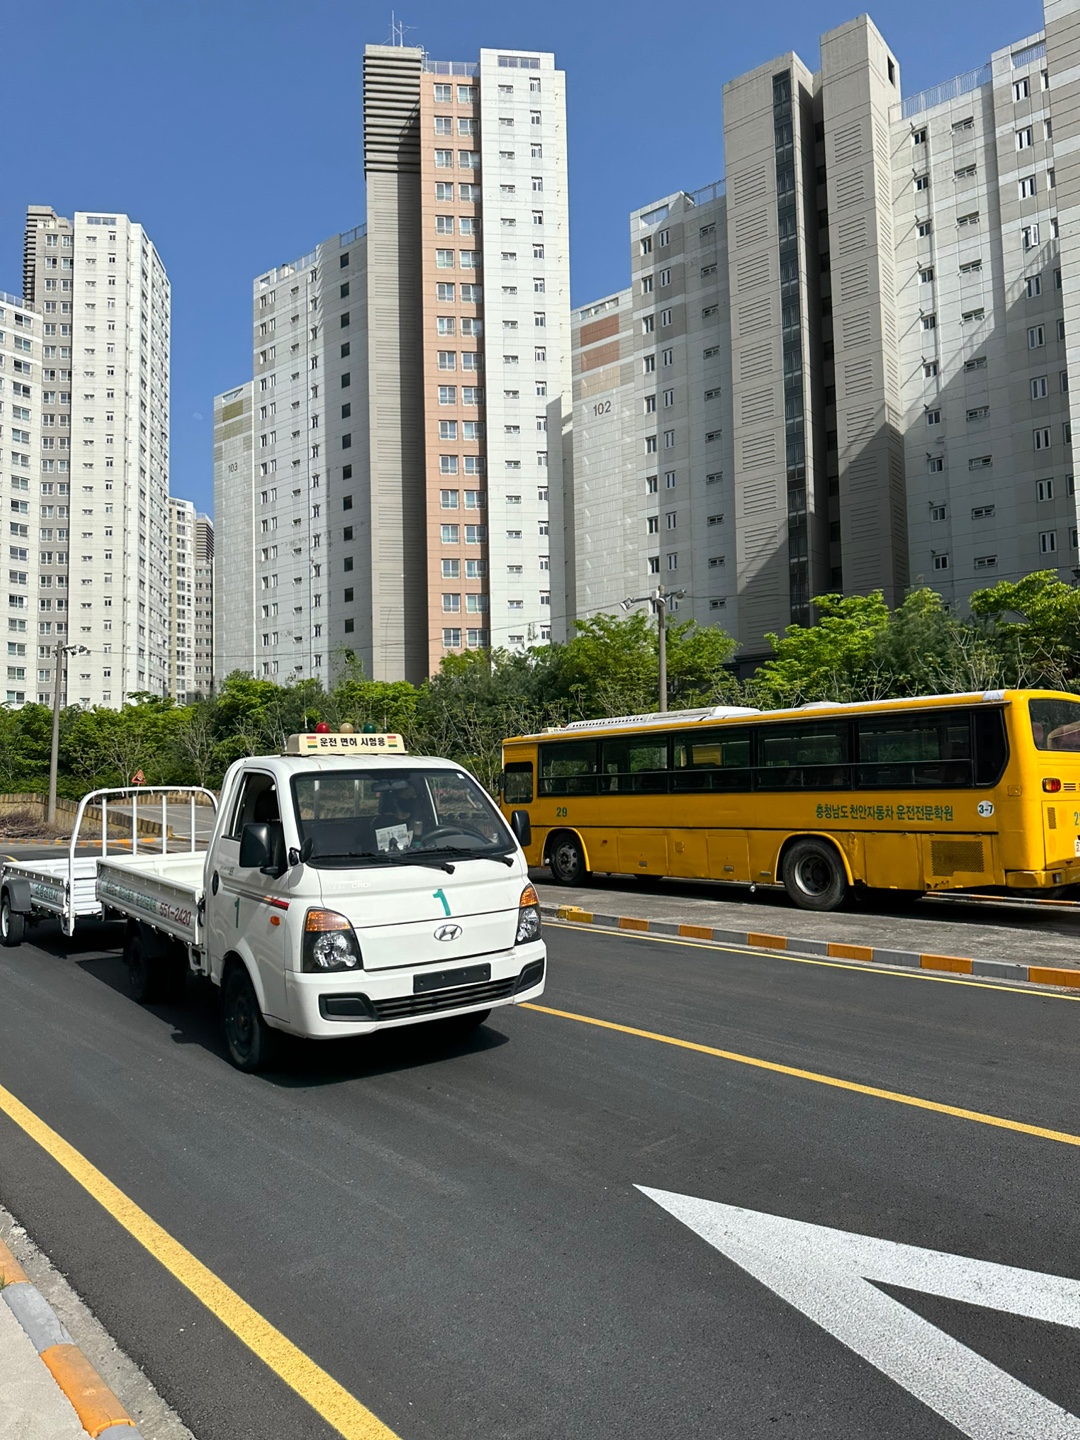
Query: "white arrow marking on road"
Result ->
[[638, 1186, 1080, 1440]]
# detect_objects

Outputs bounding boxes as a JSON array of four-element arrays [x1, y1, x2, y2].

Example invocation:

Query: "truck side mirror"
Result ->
[[240, 821, 287, 878], [510, 809, 532, 847]]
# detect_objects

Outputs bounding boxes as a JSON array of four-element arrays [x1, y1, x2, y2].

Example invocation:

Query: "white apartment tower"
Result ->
[[167, 496, 195, 703], [215, 43, 570, 687], [18, 206, 172, 706]]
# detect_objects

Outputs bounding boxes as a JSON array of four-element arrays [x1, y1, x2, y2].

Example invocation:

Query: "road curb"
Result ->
[[0, 1236, 144, 1438], [542, 904, 1080, 992]]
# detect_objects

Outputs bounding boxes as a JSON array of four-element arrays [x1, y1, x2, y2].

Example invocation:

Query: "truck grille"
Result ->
[[319, 959, 544, 1024], [373, 975, 518, 1021]]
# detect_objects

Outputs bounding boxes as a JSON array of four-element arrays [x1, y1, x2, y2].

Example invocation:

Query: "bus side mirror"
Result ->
[[510, 810, 532, 847]]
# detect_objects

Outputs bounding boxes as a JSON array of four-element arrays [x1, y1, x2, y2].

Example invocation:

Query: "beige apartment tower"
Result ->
[[216, 42, 570, 688]]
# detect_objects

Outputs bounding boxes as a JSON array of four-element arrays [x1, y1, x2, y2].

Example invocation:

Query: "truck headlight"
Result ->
[[303, 909, 363, 971], [516, 884, 542, 945]]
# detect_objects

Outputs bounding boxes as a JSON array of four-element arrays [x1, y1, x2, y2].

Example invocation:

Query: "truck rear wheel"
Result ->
[[126, 931, 163, 1004], [1, 893, 25, 947], [222, 966, 279, 1073]]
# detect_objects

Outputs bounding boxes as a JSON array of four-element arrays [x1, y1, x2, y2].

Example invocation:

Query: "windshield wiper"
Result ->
[[420, 846, 515, 867], [310, 849, 456, 874]]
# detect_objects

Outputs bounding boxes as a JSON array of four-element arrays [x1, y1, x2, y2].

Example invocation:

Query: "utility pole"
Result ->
[[620, 584, 686, 713], [47, 642, 88, 826]]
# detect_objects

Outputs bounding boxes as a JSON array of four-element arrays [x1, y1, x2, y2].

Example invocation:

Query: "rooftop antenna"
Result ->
[[387, 11, 414, 46]]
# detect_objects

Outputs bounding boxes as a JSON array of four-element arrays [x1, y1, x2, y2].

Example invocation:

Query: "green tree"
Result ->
[[665, 620, 740, 709], [968, 570, 1080, 690], [753, 591, 892, 707]]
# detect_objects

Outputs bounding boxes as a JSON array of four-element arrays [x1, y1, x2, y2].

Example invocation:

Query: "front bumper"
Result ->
[[282, 941, 546, 1038]]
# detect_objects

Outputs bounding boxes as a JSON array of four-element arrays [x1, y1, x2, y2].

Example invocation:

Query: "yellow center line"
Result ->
[[551, 918, 1080, 1001], [520, 1003, 1080, 1149], [0, 1080, 400, 1440]]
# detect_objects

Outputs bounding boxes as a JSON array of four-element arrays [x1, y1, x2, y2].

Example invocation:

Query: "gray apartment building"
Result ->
[[215, 42, 571, 687], [569, 0, 1080, 667]]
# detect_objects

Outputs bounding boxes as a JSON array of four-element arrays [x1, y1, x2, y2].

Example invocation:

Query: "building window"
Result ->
[[921, 314, 936, 330], [1028, 326, 1045, 348], [1040, 530, 1057, 553], [927, 456, 944, 473], [1037, 478, 1054, 501], [1034, 427, 1052, 450], [1031, 376, 1048, 399], [932, 553, 949, 571], [926, 409, 941, 425]]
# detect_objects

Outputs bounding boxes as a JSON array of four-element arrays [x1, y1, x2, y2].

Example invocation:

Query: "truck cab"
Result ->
[[203, 733, 545, 1069]]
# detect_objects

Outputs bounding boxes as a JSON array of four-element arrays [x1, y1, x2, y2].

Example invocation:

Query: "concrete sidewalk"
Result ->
[[0, 1208, 194, 1440], [0, 1295, 90, 1439]]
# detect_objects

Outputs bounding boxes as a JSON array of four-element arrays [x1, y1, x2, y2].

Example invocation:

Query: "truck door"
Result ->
[[207, 770, 289, 1022]]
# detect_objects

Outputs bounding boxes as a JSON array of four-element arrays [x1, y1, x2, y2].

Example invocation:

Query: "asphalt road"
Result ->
[[1, 918, 1080, 1439]]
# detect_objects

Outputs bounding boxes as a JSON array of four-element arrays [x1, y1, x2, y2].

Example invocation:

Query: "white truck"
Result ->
[[69, 733, 544, 1071]]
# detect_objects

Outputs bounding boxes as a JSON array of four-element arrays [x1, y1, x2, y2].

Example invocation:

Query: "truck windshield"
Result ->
[[291, 768, 514, 868], [1029, 698, 1080, 752]]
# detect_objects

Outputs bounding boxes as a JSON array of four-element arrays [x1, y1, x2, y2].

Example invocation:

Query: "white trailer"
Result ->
[[0, 787, 217, 944]]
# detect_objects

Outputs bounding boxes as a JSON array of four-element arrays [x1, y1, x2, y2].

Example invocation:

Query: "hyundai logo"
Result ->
[[434, 923, 462, 942]]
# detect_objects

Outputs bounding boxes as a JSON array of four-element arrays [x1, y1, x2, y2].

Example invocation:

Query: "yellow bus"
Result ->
[[499, 690, 1080, 911]]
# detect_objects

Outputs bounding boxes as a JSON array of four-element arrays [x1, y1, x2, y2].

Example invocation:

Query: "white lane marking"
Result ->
[[638, 1187, 1080, 1440]]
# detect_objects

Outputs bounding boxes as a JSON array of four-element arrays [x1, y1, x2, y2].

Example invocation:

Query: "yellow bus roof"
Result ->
[[503, 689, 1079, 746]]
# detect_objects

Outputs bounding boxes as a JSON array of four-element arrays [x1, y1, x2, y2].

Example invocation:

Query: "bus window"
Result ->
[[673, 729, 753, 791], [503, 762, 534, 804], [856, 713, 972, 788], [973, 708, 1009, 784], [600, 735, 668, 793], [755, 722, 849, 790], [539, 739, 599, 796], [1029, 697, 1080, 752]]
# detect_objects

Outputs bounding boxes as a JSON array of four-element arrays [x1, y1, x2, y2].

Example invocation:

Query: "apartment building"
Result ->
[[167, 496, 195, 702], [193, 513, 213, 697], [12, 206, 174, 706], [213, 229, 366, 684], [0, 289, 43, 705], [216, 42, 570, 687], [570, 0, 1080, 666]]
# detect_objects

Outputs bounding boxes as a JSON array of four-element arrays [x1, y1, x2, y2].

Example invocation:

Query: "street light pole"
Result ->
[[47, 642, 88, 826], [656, 586, 670, 714], [620, 583, 685, 713]]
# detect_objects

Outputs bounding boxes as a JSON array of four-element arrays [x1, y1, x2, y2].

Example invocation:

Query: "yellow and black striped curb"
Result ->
[[542, 903, 1080, 992], [0, 1236, 143, 1438]]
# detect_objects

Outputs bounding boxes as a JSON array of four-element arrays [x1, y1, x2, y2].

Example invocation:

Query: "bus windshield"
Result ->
[[1028, 698, 1080, 752]]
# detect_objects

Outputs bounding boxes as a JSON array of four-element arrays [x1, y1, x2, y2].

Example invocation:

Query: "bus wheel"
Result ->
[[781, 838, 848, 912], [549, 832, 588, 886]]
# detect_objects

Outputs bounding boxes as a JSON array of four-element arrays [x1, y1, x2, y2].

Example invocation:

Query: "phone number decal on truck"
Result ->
[[98, 876, 194, 933]]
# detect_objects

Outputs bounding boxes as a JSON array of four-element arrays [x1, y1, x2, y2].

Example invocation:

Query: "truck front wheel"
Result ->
[[1, 892, 25, 947], [222, 966, 280, 1073]]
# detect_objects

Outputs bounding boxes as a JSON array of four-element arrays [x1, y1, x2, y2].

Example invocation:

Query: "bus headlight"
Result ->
[[303, 909, 363, 971], [516, 884, 542, 944]]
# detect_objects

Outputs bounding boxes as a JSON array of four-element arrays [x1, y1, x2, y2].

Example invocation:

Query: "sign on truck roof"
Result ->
[[284, 732, 407, 756]]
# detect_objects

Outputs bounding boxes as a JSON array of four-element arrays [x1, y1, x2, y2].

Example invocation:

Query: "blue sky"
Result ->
[[0, 0, 1042, 516]]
